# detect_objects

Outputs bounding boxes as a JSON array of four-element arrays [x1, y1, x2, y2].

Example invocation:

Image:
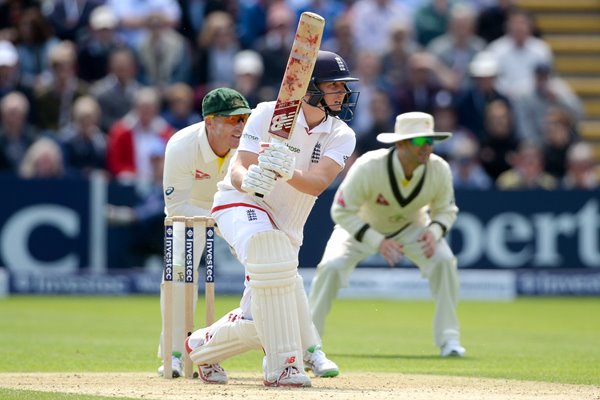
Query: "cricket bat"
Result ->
[[268, 12, 325, 142], [255, 12, 324, 198]]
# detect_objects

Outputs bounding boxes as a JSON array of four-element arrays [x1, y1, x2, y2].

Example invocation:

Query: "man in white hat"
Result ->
[[309, 111, 466, 357]]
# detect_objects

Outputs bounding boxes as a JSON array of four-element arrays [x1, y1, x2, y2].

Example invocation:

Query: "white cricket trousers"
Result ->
[[309, 223, 461, 348]]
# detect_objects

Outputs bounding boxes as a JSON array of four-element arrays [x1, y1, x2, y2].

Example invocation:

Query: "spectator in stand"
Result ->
[[479, 99, 519, 181], [254, 3, 296, 97], [106, 140, 166, 266], [496, 141, 557, 190], [294, 0, 347, 43], [354, 88, 395, 156], [106, 87, 174, 186], [392, 51, 450, 115], [350, 51, 388, 135], [413, 0, 451, 47], [44, 0, 101, 42], [0, 0, 37, 42], [91, 48, 141, 132], [232, 49, 266, 108], [33, 40, 88, 134], [427, 3, 485, 92], [455, 51, 511, 141], [428, 91, 473, 160], [476, 0, 516, 44], [321, 13, 357, 71], [380, 21, 419, 88], [161, 83, 201, 131], [448, 134, 492, 189], [192, 11, 240, 96], [345, 88, 395, 180], [236, 0, 269, 50], [562, 142, 600, 190], [107, 0, 182, 48], [350, 0, 410, 56], [18, 137, 65, 179], [77, 5, 125, 83], [60, 96, 106, 176], [513, 62, 583, 143], [486, 9, 553, 100], [14, 7, 60, 89], [0, 91, 38, 175], [137, 12, 191, 90], [541, 107, 578, 179], [0, 40, 35, 114]]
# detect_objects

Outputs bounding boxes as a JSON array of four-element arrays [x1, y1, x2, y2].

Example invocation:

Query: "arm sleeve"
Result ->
[[427, 160, 459, 240], [331, 157, 385, 250], [322, 126, 356, 168], [163, 138, 210, 217]]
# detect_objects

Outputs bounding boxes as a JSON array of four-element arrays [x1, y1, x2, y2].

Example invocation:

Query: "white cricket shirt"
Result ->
[[213, 101, 356, 246]]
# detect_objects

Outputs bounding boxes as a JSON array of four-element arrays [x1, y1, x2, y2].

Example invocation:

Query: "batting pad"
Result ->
[[246, 230, 303, 378], [188, 310, 261, 365]]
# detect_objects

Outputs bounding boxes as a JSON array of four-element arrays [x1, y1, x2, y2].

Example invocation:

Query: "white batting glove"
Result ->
[[241, 164, 277, 197], [258, 142, 295, 182]]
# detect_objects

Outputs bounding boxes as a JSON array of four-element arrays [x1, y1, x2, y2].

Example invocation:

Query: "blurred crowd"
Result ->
[[1, 0, 599, 193]]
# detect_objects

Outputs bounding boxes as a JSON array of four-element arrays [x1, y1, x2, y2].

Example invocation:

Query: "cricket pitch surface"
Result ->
[[1, 372, 599, 400]]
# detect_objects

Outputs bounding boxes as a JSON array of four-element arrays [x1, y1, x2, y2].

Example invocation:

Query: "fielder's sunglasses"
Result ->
[[207, 114, 250, 125], [410, 137, 434, 146]]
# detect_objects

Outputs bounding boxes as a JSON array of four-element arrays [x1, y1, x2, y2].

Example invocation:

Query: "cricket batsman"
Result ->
[[185, 51, 360, 387]]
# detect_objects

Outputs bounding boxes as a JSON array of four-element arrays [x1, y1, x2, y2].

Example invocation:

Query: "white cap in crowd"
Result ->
[[89, 5, 119, 30], [0, 40, 18, 67], [469, 51, 498, 78], [234, 50, 264, 76]]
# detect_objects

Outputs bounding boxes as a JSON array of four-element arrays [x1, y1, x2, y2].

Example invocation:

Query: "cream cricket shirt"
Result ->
[[214, 101, 356, 247], [332, 147, 458, 250], [163, 121, 233, 217]]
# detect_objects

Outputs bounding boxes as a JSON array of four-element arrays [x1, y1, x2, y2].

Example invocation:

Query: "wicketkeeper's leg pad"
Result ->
[[246, 230, 303, 380]]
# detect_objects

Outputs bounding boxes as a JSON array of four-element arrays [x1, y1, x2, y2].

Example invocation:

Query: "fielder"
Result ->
[[185, 51, 360, 387], [158, 88, 252, 378], [309, 112, 467, 358]]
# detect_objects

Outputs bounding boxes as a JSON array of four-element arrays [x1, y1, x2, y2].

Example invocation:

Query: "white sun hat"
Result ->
[[376, 112, 452, 144], [0, 40, 18, 67], [469, 51, 498, 78]]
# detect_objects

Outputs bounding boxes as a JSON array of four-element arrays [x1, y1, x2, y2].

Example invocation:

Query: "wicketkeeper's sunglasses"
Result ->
[[207, 114, 250, 125], [410, 137, 434, 147]]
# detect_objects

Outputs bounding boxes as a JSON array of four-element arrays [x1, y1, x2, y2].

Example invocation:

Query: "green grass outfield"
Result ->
[[0, 295, 599, 399]]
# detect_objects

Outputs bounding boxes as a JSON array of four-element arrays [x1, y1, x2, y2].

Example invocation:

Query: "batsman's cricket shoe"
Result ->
[[157, 352, 183, 378], [184, 333, 229, 384], [440, 340, 466, 357], [197, 363, 228, 384], [263, 356, 312, 387], [304, 345, 339, 377]]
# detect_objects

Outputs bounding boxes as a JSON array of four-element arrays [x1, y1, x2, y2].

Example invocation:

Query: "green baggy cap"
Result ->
[[202, 88, 251, 117]]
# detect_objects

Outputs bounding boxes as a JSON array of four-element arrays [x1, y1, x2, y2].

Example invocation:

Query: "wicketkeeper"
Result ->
[[158, 88, 252, 378], [309, 111, 467, 358], [185, 51, 360, 387]]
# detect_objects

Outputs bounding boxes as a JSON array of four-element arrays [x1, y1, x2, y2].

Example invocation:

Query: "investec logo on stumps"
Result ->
[[185, 227, 194, 283], [164, 226, 173, 281], [269, 100, 300, 140], [205, 226, 214, 283]]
